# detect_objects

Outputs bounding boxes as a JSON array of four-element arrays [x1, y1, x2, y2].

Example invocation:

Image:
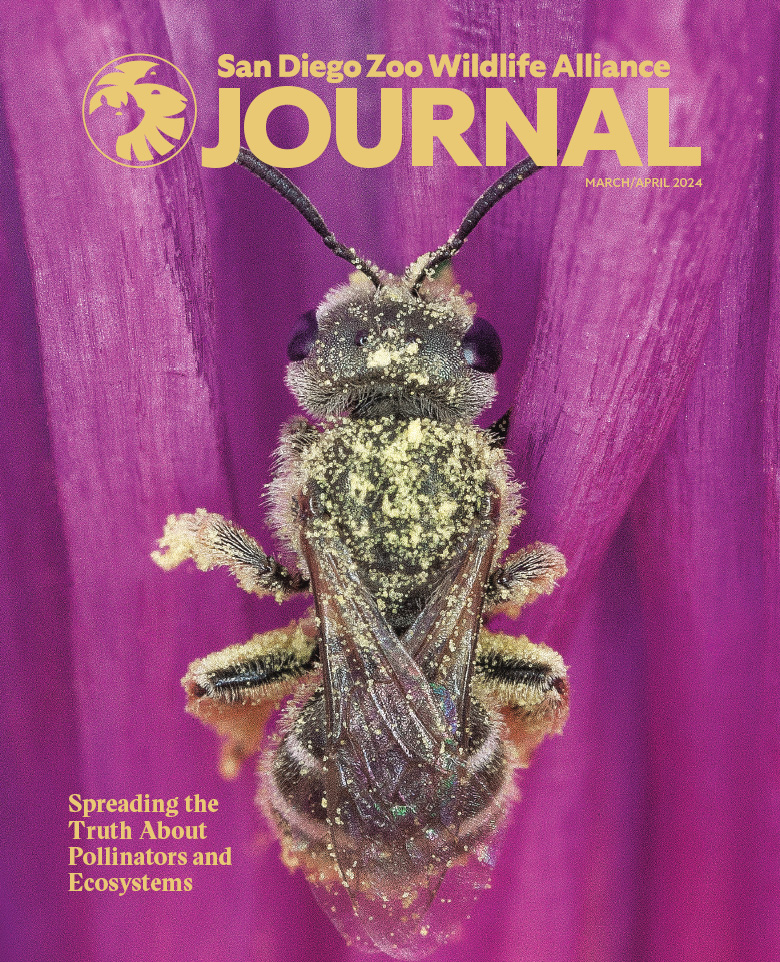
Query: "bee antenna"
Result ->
[[236, 147, 383, 287], [409, 155, 543, 293]]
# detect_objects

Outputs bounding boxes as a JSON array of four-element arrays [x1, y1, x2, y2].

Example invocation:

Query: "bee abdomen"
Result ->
[[270, 695, 328, 827], [463, 707, 509, 804], [265, 695, 513, 878]]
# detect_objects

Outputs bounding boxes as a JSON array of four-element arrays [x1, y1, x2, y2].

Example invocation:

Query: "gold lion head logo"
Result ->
[[85, 57, 196, 166]]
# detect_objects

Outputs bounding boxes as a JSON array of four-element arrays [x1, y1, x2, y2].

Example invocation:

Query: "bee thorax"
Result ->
[[273, 416, 513, 632]]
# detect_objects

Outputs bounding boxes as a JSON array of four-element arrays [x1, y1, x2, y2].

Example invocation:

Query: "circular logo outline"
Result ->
[[83, 54, 197, 168]]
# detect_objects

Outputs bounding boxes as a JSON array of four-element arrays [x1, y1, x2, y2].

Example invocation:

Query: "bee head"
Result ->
[[236, 148, 541, 421], [285, 266, 502, 420]]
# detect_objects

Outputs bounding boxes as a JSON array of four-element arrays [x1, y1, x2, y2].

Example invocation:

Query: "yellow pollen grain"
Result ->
[[406, 419, 423, 445], [365, 346, 393, 369]]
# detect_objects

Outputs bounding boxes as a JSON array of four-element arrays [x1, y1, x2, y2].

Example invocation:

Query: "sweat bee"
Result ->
[[152, 148, 569, 959]]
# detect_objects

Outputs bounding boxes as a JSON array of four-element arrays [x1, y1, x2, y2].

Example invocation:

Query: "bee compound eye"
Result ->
[[461, 316, 502, 374], [354, 329, 369, 346], [287, 310, 318, 362]]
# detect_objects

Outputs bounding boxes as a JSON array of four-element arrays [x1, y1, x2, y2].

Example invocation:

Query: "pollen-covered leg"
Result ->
[[473, 629, 569, 767], [183, 619, 320, 779], [485, 542, 567, 617], [151, 508, 309, 601]]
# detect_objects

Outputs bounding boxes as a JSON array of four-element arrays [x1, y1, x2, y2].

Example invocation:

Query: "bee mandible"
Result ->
[[153, 148, 569, 959]]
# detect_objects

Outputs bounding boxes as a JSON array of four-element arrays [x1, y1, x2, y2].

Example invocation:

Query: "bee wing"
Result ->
[[298, 492, 507, 957], [299, 523, 453, 818], [403, 490, 500, 748]]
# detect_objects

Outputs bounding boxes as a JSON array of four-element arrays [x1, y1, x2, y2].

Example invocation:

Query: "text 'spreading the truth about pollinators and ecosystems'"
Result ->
[[67, 794, 232, 895]]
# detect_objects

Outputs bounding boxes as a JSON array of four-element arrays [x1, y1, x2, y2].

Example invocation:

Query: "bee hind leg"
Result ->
[[151, 508, 309, 601], [473, 629, 569, 767], [484, 542, 566, 617], [183, 619, 320, 778]]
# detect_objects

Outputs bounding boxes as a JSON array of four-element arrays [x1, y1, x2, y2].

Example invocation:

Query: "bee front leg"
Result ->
[[473, 629, 569, 767], [484, 542, 567, 617], [151, 508, 309, 601], [183, 619, 320, 778]]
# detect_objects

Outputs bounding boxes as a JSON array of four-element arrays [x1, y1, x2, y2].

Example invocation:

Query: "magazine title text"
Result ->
[[205, 52, 700, 169]]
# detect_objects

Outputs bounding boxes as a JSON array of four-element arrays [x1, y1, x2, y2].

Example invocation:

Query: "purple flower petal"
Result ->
[[0, 2, 777, 961]]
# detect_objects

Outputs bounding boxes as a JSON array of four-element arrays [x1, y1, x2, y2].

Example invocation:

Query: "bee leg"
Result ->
[[473, 629, 569, 766], [182, 618, 320, 778], [151, 508, 309, 601], [484, 542, 567, 617]]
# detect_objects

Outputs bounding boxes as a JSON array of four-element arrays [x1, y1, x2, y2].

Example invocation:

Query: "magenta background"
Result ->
[[1, 2, 778, 961]]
